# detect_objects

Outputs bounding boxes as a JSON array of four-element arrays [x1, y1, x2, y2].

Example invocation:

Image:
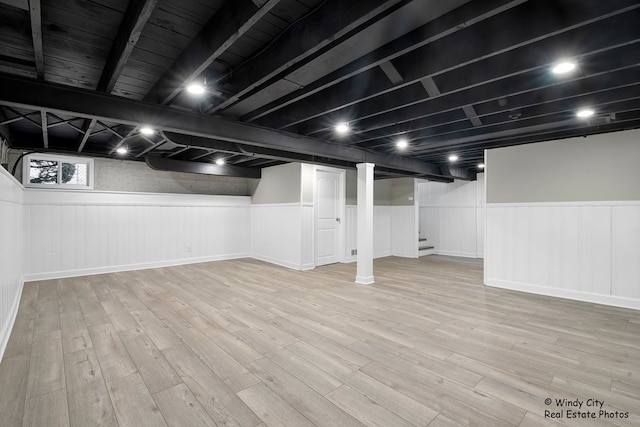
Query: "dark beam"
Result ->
[[0, 0, 28, 10], [77, 118, 97, 152], [146, 154, 261, 179], [269, 1, 640, 133], [0, 107, 12, 142], [97, 0, 158, 93], [40, 111, 48, 148], [145, 0, 282, 105], [0, 73, 448, 178], [206, 0, 410, 114], [28, 0, 44, 79], [244, 0, 525, 122]]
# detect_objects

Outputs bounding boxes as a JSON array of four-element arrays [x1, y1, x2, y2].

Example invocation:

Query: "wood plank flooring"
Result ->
[[1, 256, 640, 426]]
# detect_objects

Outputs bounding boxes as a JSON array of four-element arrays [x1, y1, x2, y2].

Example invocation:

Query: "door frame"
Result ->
[[313, 165, 346, 266]]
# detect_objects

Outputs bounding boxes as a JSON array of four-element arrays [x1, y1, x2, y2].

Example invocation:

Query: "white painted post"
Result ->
[[356, 162, 374, 284]]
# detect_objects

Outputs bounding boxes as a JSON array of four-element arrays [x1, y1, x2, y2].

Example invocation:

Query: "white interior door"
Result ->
[[315, 168, 343, 266]]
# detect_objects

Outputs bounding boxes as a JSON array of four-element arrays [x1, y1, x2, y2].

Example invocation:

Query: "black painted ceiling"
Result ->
[[0, 0, 639, 180]]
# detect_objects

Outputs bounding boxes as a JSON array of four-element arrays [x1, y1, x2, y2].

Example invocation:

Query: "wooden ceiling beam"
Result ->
[[28, 0, 44, 79], [77, 118, 97, 152], [97, 0, 157, 93], [145, 0, 283, 105], [0, 73, 454, 178]]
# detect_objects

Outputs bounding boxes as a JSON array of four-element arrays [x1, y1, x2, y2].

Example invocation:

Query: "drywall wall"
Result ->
[[486, 129, 640, 203], [251, 163, 301, 204], [0, 167, 25, 360]]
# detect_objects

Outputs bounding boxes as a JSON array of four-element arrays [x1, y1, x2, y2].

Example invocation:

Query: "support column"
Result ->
[[356, 163, 374, 284]]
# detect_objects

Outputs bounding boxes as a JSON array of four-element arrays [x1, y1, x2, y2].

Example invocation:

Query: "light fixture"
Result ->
[[215, 158, 225, 166], [186, 83, 205, 95], [576, 108, 594, 118], [552, 61, 576, 75], [116, 146, 128, 155], [448, 154, 458, 162], [396, 138, 409, 150], [478, 163, 485, 169], [140, 126, 155, 136], [335, 122, 350, 135]]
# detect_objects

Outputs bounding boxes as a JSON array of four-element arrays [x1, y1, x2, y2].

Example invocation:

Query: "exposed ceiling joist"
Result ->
[[462, 105, 482, 127], [243, 0, 524, 122], [0, 73, 455, 178], [274, 1, 640, 133], [146, 154, 261, 179], [97, 0, 158, 93], [206, 0, 410, 114], [0, 0, 28, 10], [145, 0, 282, 105], [28, 0, 44, 79]]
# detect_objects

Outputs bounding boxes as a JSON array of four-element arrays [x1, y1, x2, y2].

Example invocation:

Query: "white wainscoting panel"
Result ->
[[344, 205, 394, 262], [0, 169, 25, 359], [486, 202, 640, 310], [391, 205, 417, 258], [612, 206, 640, 300], [251, 204, 303, 270], [418, 178, 483, 258], [23, 190, 251, 280]]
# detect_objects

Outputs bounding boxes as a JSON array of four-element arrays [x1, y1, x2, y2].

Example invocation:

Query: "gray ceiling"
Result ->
[[1, 0, 639, 181]]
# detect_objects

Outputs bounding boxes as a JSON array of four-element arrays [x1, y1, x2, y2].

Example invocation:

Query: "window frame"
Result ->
[[23, 153, 94, 189]]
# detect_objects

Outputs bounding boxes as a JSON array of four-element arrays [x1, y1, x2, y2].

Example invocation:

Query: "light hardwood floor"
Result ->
[[1, 256, 639, 426]]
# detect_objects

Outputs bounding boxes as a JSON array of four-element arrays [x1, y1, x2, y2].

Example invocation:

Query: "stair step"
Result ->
[[419, 245, 434, 250], [419, 238, 427, 242]]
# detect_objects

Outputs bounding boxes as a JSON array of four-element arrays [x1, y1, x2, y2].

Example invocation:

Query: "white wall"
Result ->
[[23, 190, 251, 280], [485, 130, 640, 310], [0, 167, 25, 358], [485, 202, 640, 309], [250, 204, 314, 270], [418, 176, 484, 258]]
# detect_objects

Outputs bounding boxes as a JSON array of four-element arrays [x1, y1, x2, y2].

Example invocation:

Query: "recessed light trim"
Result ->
[[186, 83, 205, 95], [215, 158, 225, 166], [116, 147, 128, 154], [448, 155, 458, 162], [335, 122, 350, 135], [396, 138, 409, 149], [140, 126, 155, 136], [576, 108, 594, 118], [552, 61, 576, 74], [478, 163, 485, 169]]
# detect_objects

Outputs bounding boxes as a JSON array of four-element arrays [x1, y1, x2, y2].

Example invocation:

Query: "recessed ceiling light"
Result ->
[[448, 155, 458, 162], [215, 158, 225, 166], [396, 138, 409, 149], [576, 108, 594, 118], [552, 61, 576, 74], [186, 83, 205, 95], [116, 147, 127, 154], [478, 163, 485, 169], [140, 126, 155, 136], [335, 122, 350, 135]]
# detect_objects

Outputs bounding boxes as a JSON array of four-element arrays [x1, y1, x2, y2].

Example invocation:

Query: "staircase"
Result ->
[[419, 238, 435, 256]]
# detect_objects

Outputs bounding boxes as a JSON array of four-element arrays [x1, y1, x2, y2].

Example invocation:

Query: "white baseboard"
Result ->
[[301, 263, 315, 271], [250, 254, 303, 271], [486, 278, 640, 311], [391, 251, 418, 258], [23, 253, 249, 282], [0, 278, 25, 362], [355, 275, 375, 285], [435, 250, 479, 258]]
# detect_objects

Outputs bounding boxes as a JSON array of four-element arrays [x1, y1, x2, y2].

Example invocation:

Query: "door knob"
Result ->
[[336, 218, 341, 223]]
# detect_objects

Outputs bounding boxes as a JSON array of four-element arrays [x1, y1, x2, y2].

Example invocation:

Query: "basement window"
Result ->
[[23, 154, 94, 189]]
